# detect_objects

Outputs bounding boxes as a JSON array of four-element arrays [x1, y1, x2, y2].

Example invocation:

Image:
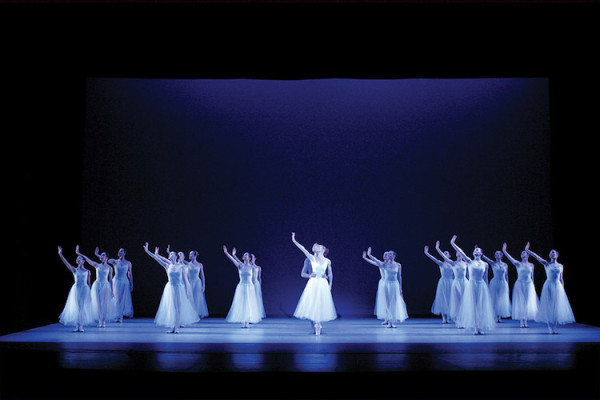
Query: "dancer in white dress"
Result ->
[[424, 244, 454, 323], [482, 250, 512, 323], [57, 246, 94, 332], [250, 254, 266, 319], [434, 241, 468, 325], [363, 247, 408, 327], [362, 249, 389, 324], [184, 250, 209, 319], [503, 243, 539, 328], [451, 236, 496, 335], [104, 248, 134, 322], [291, 232, 337, 335], [143, 243, 199, 333], [76, 246, 117, 328], [526, 244, 575, 334], [223, 246, 262, 327]]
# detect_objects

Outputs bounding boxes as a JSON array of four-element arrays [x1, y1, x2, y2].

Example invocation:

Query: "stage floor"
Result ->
[[2, 317, 599, 399]]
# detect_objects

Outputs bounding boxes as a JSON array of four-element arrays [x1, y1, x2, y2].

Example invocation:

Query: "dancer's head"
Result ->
[[521, 250, 529, 261], [387, 250, 397, 260], [549, 249, 559, 260], [76, 255, 85, 265], [312, 243, 324, 254], [242, 252, 250, 262], [118, 248, 126, 258], [189, 250, 198, 259], [455, 252, 463, 261], [99, 252, 108, 263], [495, 251, 503, 260], [177, 252, 185, 262], [473, 246, 482, 258], [383, 251, 389, 261], [168, 252, 177, 263]]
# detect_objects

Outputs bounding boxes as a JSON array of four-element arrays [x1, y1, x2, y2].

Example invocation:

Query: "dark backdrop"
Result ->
[[3, 2, 599, 334]]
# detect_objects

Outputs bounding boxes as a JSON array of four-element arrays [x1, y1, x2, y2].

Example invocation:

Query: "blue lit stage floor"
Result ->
[[2, 318, 599, 399]]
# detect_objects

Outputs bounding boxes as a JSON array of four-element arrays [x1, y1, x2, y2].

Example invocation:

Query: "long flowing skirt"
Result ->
[[154, 282, 200, 328], [294, 277, 337, 322], [226, 282, 262, 323], [384, 280, 408, 323], [449, 278, 467, 321], [535, 280, 575, 325], [91, 281, 118, 322], [59, 284, 95, 327], [190, 278, 209, 318], [254, 281, 266, 318], [489, 277, 512, 318], [374, 279, 387, 320], [112, 277, 134, 318], [431, 277, 453, 316], [512, 280, 539, 320], [455, 279, 496, 331]]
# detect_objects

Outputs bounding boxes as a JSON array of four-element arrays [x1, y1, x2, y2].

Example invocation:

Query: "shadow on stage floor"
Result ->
[[1, 317, 599, 399]]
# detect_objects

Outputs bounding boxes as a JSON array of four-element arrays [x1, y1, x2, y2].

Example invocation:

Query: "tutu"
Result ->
[[512, 264, 539, 321], [381, 265, 408, 323], [188, 264, 209, 318], [226, 266, 262, 323], [294, 259, 337, 322], [449, 261, 468, 321], [489, 263, 511, 318], [59, 268, 95, 327], [154, 264, 200, 329], [431, 264, 454, 316], [455, 261, 496, 332], [374, 274, 387, 319], [535, 264, 575, 325], [90, 266, 118, 323], [112, 260, 134, 319]]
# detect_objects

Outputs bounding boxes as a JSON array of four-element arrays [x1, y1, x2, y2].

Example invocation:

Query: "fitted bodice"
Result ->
[[440, 264, 455, 280], [188, 263, 202, 282], [468, 260, 487, 282], [95, 264, 111, 282], [516, 263, 534, 282], [491, 263, 508, 281], [453, 261, 467, 280], [383, 264, 399, 282], [311, 259, 328, 278], [239, 266, 253, 284], [113, 260, 129, 280], [74, 267, 88, 287], [167, 264, 184, 286], [545, 263, 563, 282]]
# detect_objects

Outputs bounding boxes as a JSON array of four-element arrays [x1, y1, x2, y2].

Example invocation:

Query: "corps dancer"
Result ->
[[503, 243, 539, 328], [250, 254, 266, 319], [424, 244, 454, 323], [103, 248, 134, 323], [434, 241, 468, 326], [482, 250, 512, 323], [363, 250, 389, 324], [451, 236, 496, 335], [57, 246, 94, 332], [223, 246, 262, 328], [526, 244, 575, 334], [184, 250, 209, 319], [143, 243, 199, 333], [362, 247, 408, 327], [291, 232, 337, 335]]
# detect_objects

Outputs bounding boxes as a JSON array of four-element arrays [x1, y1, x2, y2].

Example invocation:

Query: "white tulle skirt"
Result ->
[[154, 282, 200, 328], [190, 278, 209, 318], [431, 277, 453, 316], [512, 280, 539, 320], [226, 281, 262, 323], [113, 277, 134, 318], [59, 284, 95, 327], [91, 281, 118, 322], [294, 277, 337, 322], [449, 278, 467, 321], [383, 281, 408, 323], [455, 279, 496, 332], [254, 281, 266, 318], [374, 279, 387, 319], [489, 277, 512, 318], [535, 280, 575, 325]]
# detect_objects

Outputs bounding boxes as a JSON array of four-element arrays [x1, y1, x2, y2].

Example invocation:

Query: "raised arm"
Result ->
[[424, 245, 443, 266], [57, 246, 76, 273], [481, 253, 494, 265], [435, 240, 453, 263], [524, 242, 548, 266], [223, 245, 242, 268], [143, 242, 169, 269], [362, 250, 381, 267], [291, 232, 314, 261], [366, 247, 385, 267], [501, 243, 519, 266], [450, 235, 471, 262], [75, 245, 99, 268]]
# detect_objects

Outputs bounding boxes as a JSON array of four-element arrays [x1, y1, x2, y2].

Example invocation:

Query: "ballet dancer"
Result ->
[[363, 247, 408, 327], [451, 236, 496, 335], [57, 246, 94, 332], [223, 246, 261, 327], [482, 250, 512, 323], [362, 250, 389, 324], [143, 243, 199, 333], [291, 232, 337, 335], [424, 244, 454, 323], [76, 246, 117, 328], [184, 250, 209, 319], [526, 243, 575, 334], [434, 241, 468, 326], [503, 242, 539, 328], [102, 248, 134, 323], [250, 254, 266, 319]]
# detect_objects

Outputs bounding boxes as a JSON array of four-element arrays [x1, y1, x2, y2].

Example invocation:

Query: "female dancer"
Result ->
[[434, 241, 468, 326], [223, 246, 262, 327], [362, 250, 389, 324], [57, 246, 94, 332], [503, 242, 539, 328], [451, 236, 496, 335], [185, 250, 209, 319], [363, 247, 408, 327], [526, 244, 575, 334], [424, 244, 454, 323], [250, 254, 266, 319], [291, 232, 337, 335], [105, 248, 134, 323], [483, 250, 512, 323], [76, 246, 117, 328], [143, 243, 199, 333]]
